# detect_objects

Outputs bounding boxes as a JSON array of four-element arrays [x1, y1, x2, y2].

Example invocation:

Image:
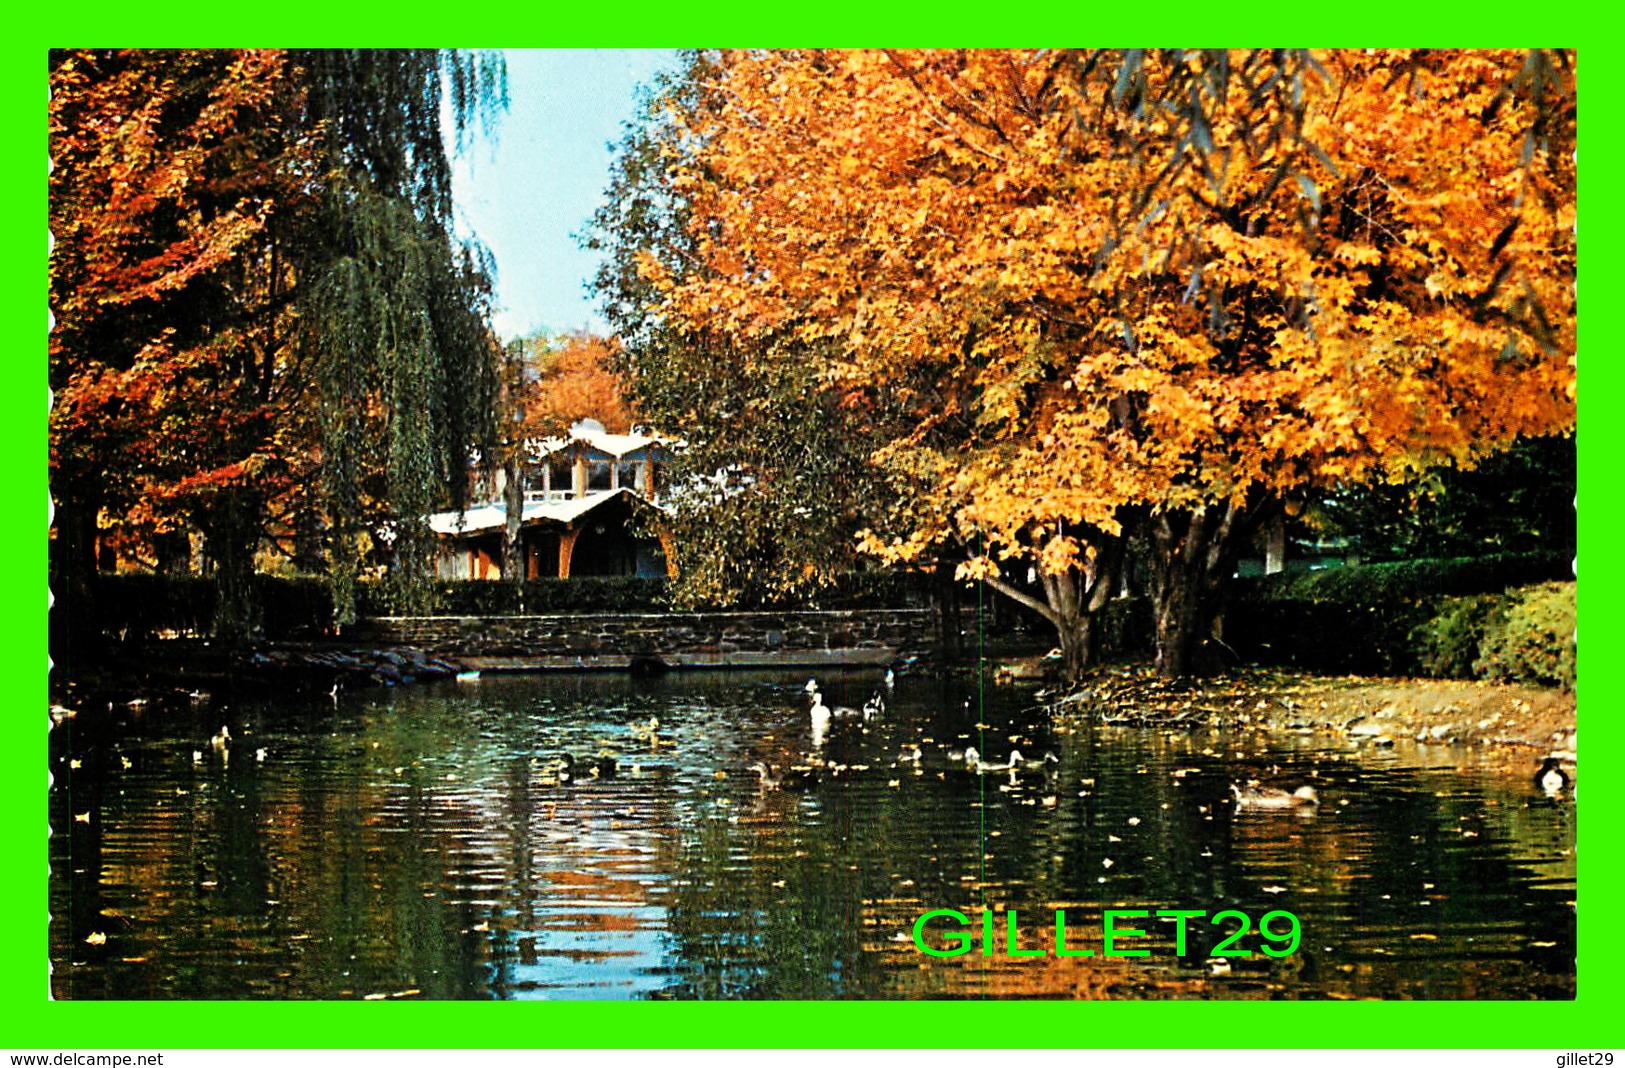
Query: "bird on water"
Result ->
[[1229, 783, 1319, 809], [1535, 756, 1570, 795]]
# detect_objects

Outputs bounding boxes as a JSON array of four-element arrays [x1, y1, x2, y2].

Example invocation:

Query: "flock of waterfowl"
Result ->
[[210, 659, 1553, 821], [507, 671, 1575, 813], [62, 665, 1575, 813]]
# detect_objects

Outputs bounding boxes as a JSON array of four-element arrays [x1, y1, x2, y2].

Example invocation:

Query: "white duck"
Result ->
[[809, 690, 831, 747]]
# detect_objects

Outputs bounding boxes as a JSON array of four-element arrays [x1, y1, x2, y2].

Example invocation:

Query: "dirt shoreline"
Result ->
[[1036, 665, 1577, 759]]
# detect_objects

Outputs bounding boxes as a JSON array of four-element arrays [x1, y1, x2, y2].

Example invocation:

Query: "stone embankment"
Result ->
[[351, 608, 936, 672]]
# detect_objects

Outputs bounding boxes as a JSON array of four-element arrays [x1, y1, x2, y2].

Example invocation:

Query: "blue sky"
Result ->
[[453, 49, 680, 341]]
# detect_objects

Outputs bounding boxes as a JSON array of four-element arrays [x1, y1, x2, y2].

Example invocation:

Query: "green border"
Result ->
[[12, 12, 1613, 1050]]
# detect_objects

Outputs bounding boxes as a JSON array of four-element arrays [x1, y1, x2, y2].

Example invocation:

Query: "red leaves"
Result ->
[[50, 49, 306, 554]]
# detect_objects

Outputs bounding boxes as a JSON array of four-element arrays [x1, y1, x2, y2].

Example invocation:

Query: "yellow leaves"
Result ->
[[1037, 535, 1081, 576], [651, 49, 1573, 586], [1423, 269, 1465, 299], [955, 556, 1000, 582], [1332, 241, 1383, 267]]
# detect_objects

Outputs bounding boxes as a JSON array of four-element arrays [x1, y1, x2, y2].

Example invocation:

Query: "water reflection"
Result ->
[[50, 670, 1576, 999]]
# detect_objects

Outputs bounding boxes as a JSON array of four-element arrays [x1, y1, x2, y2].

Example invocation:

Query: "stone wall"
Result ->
[[353, 609, 938, 671]]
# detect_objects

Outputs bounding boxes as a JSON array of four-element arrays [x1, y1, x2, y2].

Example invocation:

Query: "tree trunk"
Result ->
[[1147, 500, 1260, 677], [1151, 556, 1207, 677], [980, 531, 1125, 683], [50, 490, 104, 681], [1056, 608, 1095, 679], [206, 489, 264, 648], [934, 558, 963, 657], [1264, 510, 1287, 575], [501, 451, 524, 582]]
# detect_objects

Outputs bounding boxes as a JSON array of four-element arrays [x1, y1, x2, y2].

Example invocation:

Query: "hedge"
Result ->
[[85, 573, 335, 642], [1236, 550, 1570, 603], [1226, 551, 1572, 679], [357, 576, 670, 616], [86, 570, 935, 642]]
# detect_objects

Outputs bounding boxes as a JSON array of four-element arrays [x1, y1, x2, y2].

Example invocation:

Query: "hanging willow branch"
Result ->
[[297, 49, 505, 624]]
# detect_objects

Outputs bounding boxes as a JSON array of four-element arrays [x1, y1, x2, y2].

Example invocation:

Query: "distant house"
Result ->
[[429, 420, 679, 581]]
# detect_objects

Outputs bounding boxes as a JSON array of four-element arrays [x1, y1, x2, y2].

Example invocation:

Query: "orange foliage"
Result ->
[[651, 50, 1576, 584], [517, 332, 636, 436], [50, 49, 310, 556]]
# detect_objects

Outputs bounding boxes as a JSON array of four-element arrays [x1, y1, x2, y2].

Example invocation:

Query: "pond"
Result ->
[[49, 669, 1576, 999]]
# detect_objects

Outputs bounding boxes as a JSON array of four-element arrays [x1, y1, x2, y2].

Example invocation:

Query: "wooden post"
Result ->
[[558, 525, 580, 578], [658, 528, 679, 577], [1264, 512, 1287, 575]]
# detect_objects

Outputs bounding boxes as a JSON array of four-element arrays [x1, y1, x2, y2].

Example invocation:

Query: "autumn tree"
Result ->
[[516, 331, 636, 436], [642, 48, 1576, 677], [49, 48, 507, 649], [49, 49, 309, 656]]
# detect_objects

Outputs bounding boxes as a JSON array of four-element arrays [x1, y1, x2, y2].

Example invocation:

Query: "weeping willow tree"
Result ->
[[287, 50, 507, 628]]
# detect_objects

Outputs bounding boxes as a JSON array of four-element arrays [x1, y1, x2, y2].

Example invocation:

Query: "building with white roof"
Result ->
[[429, 420, 680, 581]]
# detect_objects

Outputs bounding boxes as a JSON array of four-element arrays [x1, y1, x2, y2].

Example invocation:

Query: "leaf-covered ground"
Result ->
[[1029, 664, 1576, 758]]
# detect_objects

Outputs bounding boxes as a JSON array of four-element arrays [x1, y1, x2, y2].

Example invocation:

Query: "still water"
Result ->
[[50, 670, 1576, 999]]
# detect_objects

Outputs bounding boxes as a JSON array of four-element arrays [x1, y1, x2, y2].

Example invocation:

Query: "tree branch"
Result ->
[[981, 572, 1059, 626]]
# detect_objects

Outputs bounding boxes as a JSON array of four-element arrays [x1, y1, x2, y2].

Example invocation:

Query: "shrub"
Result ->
[[357, 571, 934, 616], [356, 577, 672, 616], [1225, 598, 1437, 675], [94, 568, 944, 638], [1412, 594, 1507, 679], [255, 575, 333, 637], [1476, 582, 1576, 690], [95, 573, 215, 639], [94, 573, 334, 640]]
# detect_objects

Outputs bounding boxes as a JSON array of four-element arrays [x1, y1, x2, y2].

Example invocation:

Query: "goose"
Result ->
[[209, 725, 231, 750], [559, 752, 617, 782], [1230, 783, 1318, 809], [964, 746, 1025, 773], [1535, 757, 1570, 795], [862, 692, 886, 719]]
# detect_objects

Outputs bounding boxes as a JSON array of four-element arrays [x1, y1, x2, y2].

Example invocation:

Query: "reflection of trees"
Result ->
[[50, 674, 1576, 1000]]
